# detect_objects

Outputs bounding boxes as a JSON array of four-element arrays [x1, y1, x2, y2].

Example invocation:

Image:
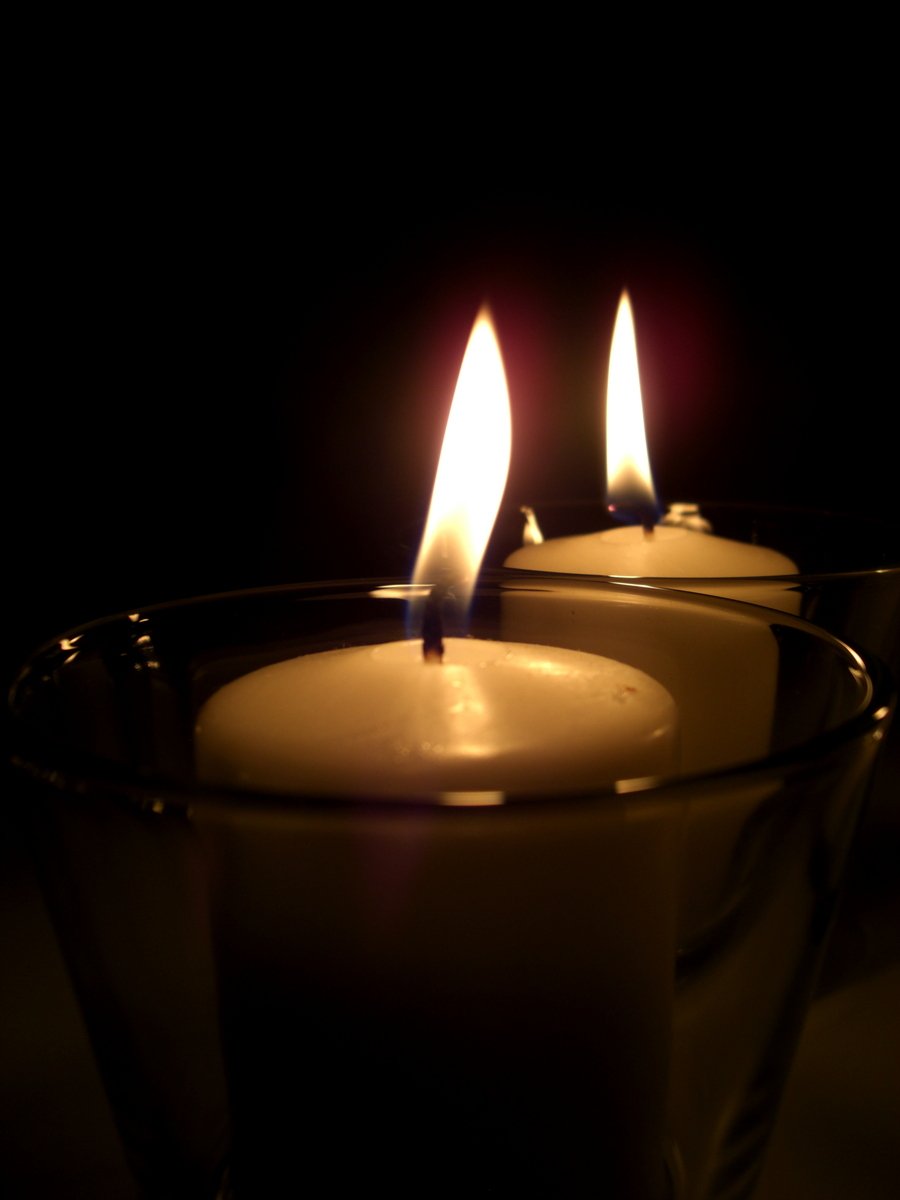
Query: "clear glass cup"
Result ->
[[494, 499, 900, 991], [7, 574, 894, 1199]]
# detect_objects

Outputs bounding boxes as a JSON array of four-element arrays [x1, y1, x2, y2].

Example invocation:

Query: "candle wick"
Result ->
[[607, 500, 659, 535], [422, 585, 446, 664]]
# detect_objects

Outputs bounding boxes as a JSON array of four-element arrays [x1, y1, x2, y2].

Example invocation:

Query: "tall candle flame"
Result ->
[[605, 290, 659, 524], [412, 305, 512, 621]]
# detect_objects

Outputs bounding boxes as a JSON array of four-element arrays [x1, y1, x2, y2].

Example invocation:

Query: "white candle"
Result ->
[[506, 522, 798, 604], [503, 291, 798, 773], [506, 520, 799, 611], [189, 304, 685, 1196], [195, 636, 679, 797], [192, 727, 683, 1198], [505, 291, 800, 613], [196, 306, 679, 796]]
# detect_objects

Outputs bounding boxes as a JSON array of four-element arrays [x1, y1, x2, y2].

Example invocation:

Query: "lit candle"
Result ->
[[502, 290, 798, 773], [505, 290, 799, 611], [196, 637, 678, 797], [196, 306, 679, 797], [191, 306, 685, 1198], [498, 294, 806, 1163]]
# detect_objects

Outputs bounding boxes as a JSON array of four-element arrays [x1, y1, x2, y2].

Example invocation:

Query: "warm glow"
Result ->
[[605, 290, 658, 517], [412, 305, 512, 610]]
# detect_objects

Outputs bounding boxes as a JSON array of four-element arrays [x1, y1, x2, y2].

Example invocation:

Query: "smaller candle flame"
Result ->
[[411, 305, 512, 625], [605, 290, 659, 526]]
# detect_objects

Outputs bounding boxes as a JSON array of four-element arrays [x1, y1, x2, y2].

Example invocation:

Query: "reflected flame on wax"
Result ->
[[411, 306, 512, 620], [605, 290, 658, 521]]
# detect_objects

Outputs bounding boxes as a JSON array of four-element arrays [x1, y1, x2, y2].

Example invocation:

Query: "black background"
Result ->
[[6, 78, 898, 693], [3, 39, 900, 1199]]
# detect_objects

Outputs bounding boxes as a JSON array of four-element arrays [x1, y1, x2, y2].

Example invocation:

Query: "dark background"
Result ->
[[3, 50, 899, 1197], [6, 100, 898, 692]]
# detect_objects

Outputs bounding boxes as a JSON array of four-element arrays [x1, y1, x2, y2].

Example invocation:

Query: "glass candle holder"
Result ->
[[7, 575, 894, 1200], [496, 500, 900, 991]]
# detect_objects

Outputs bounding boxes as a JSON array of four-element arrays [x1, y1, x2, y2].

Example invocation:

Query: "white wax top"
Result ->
[[195, 637, 679, 798], [505, 525, 798, 578]]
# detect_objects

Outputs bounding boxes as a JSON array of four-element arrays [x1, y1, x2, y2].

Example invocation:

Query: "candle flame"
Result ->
[[605, 290, 658, 523], [412, 305, 512, 616]]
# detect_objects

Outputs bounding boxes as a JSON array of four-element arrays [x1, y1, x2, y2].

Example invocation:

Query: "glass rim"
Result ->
[[504, 562, 900, 586], [6, 571, 896, 815]]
